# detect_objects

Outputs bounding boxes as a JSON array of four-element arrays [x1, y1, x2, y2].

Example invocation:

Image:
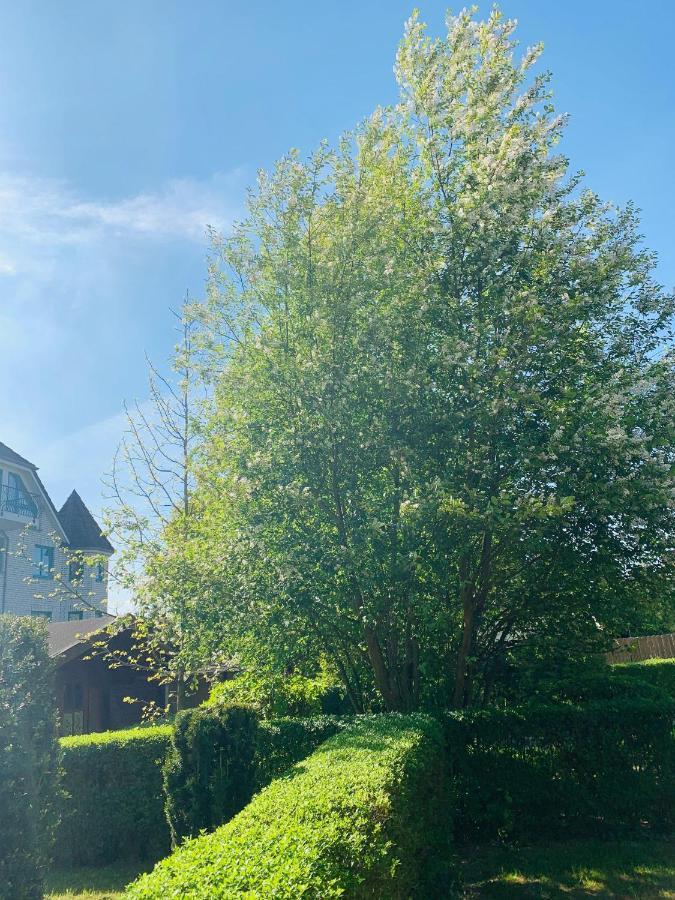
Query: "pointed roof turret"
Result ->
[[57, 490, 114, 554]]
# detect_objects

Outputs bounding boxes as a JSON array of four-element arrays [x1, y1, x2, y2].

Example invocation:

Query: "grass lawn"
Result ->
[[45, 862, 149, 900], [461, 836, 675, 898], [45, 837, 675, 899]]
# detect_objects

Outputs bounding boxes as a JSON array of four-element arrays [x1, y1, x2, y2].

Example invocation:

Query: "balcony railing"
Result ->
[[0, 483, 39, 520]]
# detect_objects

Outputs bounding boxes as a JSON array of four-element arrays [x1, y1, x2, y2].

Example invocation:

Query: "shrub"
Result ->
[[542, 669, 666, 704], [207, 662, 347, 718], [127, 715, 455, 899], [443, 696, 675, 841], [163, 705, 258, 846], [255, 714, 347, 787], [612, 658, 675, 701], [56, 725, 172, 866], [164, 706, 346, 845], [0, 615, 60, 900], [494, 656, 675, 706]]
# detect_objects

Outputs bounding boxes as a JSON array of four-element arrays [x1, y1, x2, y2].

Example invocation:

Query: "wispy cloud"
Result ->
[[0, 165, 245, 369], [0, 167, 245, 608], [0, 169, 244, 270]]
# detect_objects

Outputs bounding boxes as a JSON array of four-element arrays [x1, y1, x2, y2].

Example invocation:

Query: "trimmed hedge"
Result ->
[[56, 712, 345, 868], [126, 715, 454, 899], [0, 615, 60, 900], [612, 659, 675, 701], [444, 696, 675, 841], [164, 705, 259, 845], [164, 706, 347, 845], [57, 725, 172, 866], [255, 714, 346, 787]]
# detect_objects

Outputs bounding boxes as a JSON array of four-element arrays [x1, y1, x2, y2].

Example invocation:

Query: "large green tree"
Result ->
[[195, 8, 674, 710]]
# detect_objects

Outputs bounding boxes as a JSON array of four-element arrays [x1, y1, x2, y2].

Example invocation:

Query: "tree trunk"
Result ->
[[364, 624, 419, 712], [453, 595, 475, 708], [454, 531, 492, 708], [175, 667, 186, 712]]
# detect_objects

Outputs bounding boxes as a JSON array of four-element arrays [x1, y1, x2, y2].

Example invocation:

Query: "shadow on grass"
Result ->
[[462, 836, 675, 898], [45, 862, 150, 899]]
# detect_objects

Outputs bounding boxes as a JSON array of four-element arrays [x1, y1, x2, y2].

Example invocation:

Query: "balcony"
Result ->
[[0, 483, 39, 522]]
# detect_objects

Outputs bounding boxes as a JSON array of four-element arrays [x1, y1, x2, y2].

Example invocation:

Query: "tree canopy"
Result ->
[[148, 7, 674, 710]]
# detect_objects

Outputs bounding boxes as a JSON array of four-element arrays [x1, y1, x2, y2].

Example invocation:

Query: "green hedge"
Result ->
[[0, 615, 60, 900], [164, 705, 259, 846], [611, 659, 675, 701], [57, 711, 345, 868], [541, 661, 675, 705], [57, 725, 172, 866], [255, 714, 346, 787], [444, 696, 675, 841], [164, 705, 347, 845], [126, 715, 454, 899]]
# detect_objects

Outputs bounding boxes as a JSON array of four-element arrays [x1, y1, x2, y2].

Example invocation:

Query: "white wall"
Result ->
[[0, 464, 109, 621]]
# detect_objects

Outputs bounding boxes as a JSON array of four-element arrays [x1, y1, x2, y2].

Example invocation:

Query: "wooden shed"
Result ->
[[48, 616, 168, 735]]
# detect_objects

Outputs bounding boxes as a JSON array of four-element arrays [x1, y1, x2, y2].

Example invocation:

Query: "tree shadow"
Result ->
[[461, 837, 675, 899]]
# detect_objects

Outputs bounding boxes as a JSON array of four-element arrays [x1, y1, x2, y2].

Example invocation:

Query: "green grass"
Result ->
[[462, 837, 675, 898], [45, 837, 675, 898], [45, 863, 149, 899]]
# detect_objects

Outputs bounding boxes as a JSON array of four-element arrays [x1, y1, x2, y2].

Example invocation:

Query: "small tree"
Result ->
[[105, 303, 216, 709]]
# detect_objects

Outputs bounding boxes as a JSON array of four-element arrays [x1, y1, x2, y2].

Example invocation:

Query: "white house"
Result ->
[[0, 441, 113, 622]]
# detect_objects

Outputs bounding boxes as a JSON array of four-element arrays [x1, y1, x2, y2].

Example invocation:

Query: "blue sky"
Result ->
[[1, 1, 673, 607]]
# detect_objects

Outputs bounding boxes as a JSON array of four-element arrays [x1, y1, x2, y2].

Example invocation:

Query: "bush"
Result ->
[[127, 715, 454, 899], [255, 714, 347, 787], [56, 725, 172, 866], [541, 669, 667, 704], [164, 705, 258, 846], [612, 658, 675, 701], [443, 696, 675, 841], [164, 706, 346, 845], [207, 663, 347, 718], [0, 615, 60, 900], [494, 656, 675, 706]]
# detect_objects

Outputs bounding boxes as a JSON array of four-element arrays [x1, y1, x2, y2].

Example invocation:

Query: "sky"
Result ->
[[1, 1, 673, 609]]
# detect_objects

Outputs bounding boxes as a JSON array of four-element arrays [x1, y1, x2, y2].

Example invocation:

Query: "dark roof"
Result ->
[[58, 490, 114, 554], [0, 441, 37, 470], [47, 615, 116, 658]]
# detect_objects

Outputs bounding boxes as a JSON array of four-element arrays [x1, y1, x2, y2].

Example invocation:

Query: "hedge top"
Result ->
[[126, 714, 447, 899], [60, 723, 172, 749]]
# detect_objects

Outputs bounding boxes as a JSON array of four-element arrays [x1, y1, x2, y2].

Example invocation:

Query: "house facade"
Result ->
[[0, 441, 113, 622]]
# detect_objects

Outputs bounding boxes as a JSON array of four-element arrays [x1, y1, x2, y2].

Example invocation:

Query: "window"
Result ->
[[32, 544, 54, 579], [6, 472, 37, 517], [95, 561, 106, 583], [0, 531, 6, 575], [31, 610, 52, 621], [68, 559, 83, 583], [68, 610, 84, 621], [62, 683, 85, 736], [8, 472, 21, 494], [61, 711, 84, 736]]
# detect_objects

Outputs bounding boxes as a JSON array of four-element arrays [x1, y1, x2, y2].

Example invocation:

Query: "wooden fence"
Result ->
[[606, 633, 675, 664]]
